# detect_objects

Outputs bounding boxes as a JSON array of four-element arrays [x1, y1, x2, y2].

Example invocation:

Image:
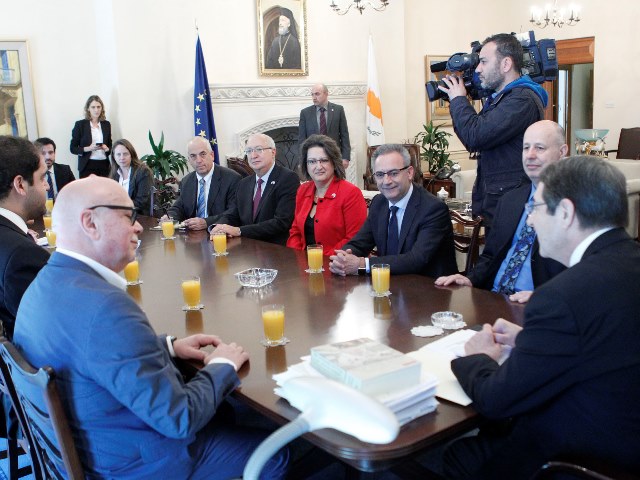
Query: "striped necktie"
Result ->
[[196, 178, 206, 218], [46, 171, 54, 199]]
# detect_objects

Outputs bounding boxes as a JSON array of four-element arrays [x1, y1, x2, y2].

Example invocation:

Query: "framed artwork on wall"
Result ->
[[257, 0, 308, 76], [0, 41, 38, 139]]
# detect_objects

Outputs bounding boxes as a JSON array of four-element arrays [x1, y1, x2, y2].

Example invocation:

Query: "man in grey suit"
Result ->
[[298, 84, 351, 169], [163, 137, 241, 231]]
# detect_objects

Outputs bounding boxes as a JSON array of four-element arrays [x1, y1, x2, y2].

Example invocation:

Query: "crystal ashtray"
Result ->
[[431, 311, 466, 330], [575, 129, 609, 141], [235, 268, 278, 288]]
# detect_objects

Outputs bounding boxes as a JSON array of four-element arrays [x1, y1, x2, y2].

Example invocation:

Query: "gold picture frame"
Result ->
[[257, 0, 308, 76], [0, 41, 38, 138], [425, 55, 453, 126]]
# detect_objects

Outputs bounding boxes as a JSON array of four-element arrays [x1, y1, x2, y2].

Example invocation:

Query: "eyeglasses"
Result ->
[[88, 205, 138, 225], [307, 158, 331, 166], [373, 165, 410, 180], [244, 146, 274, 156], [524, 201, 546, 216]]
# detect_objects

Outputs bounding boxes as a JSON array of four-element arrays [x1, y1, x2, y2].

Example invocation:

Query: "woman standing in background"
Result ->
[[70, 94, 112, 178]]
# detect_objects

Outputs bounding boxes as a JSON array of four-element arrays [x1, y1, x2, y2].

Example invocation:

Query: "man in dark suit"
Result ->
[[444, 156, 640, 479], [329, 144, 457, 277], [163, 136, 241, 231], [435, 120, 567, 303], [14, 176, 288, 478], [0, 136, 50, 340], [34, 137, 76, 199], [299, 84, 351, 168], [210, 133, 299, 245]]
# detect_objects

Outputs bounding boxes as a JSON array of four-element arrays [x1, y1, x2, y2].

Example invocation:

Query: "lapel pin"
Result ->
[[271, 180, 276, 185], [331, 193, 336, 198]]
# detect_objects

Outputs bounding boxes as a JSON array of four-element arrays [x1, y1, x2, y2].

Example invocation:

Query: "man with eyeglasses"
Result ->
[[0, 136, 50, 341], [14, 176, 289, 479], [442, 156, 640, 479], [435, 120, 566, 303], [329, 143, 457, 276], [163, 136, 241, 230], [210, 133, 299, 245]]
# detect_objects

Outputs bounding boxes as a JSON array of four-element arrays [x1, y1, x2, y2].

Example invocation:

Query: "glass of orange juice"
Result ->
[[181, 276, 203, 311], [261, 304, 288, 347], [45, 230, 57, 249], [161, 217, 176, 240], [211, 232, 228, 256], [45, 198, 54, 214], [123, 259, 142, 286], [305, 244, 324, 273], [371, 264, 391, 297], [43, 213, 52, 231]]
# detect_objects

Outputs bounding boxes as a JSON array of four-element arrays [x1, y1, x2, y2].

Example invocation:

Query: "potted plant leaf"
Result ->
[[140, 131, 188, 217], [414, 121, 453, 175]]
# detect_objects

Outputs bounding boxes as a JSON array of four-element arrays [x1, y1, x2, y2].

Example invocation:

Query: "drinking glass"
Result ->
[[181, 276, 204, 311], [212, 232, 228, 256], [261, 304, 288, 347], [45, 198, 54, 214], [124, 259, 142, 286], [43, 213, 52, 231], [45, 230, 57, 249], [370, 264, 391, 297], [305, 244, 324, 273], [161, 218, 176, 240]]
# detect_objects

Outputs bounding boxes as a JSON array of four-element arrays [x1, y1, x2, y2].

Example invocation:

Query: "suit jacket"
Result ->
[[298, 102, 351, 160], [219, 164, 299, 245], [287, 178, 367, 255], [344, 186, 457, 276], [14, 253, 240, 478], [52, 163, 76, 195], [70, 119, 112, 174], [167, 166, 241, 227], [468, 183, 565, 290], [110, 166, 154, 216], [451, 228, 640, 478], [0, 216, 50, 340]]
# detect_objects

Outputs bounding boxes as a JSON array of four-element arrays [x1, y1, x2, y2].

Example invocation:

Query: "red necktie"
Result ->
[[319, 107, 327, 135], [253, 178, 263, 219]]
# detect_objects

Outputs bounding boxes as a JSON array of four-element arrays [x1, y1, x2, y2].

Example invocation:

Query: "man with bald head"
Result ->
[[164, 136, 241, 230], [435, 120, 567, 303], [14, 176, 288, 478], [211, 133, 299, 245], [299, 83, 351, 168]]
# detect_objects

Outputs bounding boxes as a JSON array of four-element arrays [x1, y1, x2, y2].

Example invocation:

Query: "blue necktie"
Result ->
[[496, 222, 536, 295], [196, 178, 206, 218], [387, 206, 399, 256], [46, 171, 54, 199]]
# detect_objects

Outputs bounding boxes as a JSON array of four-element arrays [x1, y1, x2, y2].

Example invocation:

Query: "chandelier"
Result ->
[[530, 0, 581, 28], [330, 0, 390, 15]]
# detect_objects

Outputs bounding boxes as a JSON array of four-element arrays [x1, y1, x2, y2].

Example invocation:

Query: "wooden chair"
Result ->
[[0, 370, 32, 479], [0, 339, 84, 480], [363, 144, 423, 191], [227, 156, 254, 178], [605, 127, 640, 160], [449, 210, 483, 275]]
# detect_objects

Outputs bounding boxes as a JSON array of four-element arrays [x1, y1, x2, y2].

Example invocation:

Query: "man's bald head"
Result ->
[[187, 136, 215, 176], [522, 120, 568, 186], [54, 176, 142, 272]]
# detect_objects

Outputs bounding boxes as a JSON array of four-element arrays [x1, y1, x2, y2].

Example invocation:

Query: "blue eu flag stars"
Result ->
[[194, 35, 219, 164]]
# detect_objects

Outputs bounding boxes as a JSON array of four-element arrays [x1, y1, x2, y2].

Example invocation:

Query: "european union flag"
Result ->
[[194, 36, 219, 163]]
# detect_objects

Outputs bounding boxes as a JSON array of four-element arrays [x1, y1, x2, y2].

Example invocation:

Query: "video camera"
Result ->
[[425, 31, 558, 102]]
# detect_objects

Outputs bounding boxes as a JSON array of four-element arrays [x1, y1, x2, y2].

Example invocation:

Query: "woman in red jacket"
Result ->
[[287, 135, 367, 256]]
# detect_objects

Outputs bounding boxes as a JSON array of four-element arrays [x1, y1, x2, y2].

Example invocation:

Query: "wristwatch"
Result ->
[[358, 267, 368, 276]]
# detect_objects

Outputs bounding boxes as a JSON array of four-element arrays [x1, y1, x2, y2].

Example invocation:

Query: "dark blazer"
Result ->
[[51, 163, 76, 195], [70, 119, 112, 174], [110, 166, 153, 216], [344, 185, 458, 276], [0, 215, 50, 340], [298, 102, 351, 160], [219, 164, 299, 245], [451, 228, 640, 479], [167, 166, 241, 228], [468, 182, 565, 290]]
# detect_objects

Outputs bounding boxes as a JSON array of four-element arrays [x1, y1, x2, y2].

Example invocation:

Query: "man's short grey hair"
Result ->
[[370, 144, 411, 171], [188, 136, 212, 153], [248, 133, 275, 149]]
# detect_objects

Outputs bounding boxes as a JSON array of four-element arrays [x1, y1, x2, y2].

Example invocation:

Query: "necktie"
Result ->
[[196, 178, 206, 218], [319, 107, 327, 135], [46, 171, 54, 199], [496, 222, 536, 295], [253, 178, 264, 220], [387, 206, 399, 256]]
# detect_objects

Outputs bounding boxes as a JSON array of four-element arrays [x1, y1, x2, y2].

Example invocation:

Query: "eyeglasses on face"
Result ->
[[373, 165, 410, 180], [524, 201, 546, 216], [244, 146, 274, 156], [88, 205, 138, 225], [307, 158, 331, 167]]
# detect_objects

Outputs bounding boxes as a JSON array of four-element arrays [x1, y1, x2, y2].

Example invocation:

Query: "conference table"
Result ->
[[129, 216, 524, 474]]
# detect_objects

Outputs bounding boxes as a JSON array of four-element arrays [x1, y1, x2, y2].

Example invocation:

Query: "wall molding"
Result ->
[[211, 82, 366, 103]]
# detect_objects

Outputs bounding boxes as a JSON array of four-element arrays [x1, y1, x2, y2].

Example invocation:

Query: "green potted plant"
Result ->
[[414, 121, 453, 175], [140, 131, 188, 216]]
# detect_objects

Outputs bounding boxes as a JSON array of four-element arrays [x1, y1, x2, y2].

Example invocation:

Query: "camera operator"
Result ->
[[439, 33, 547, 233]]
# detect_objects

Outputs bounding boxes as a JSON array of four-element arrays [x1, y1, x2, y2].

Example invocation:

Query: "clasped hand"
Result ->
[[329, 249, 361, 276], [172, 334, 249, 371], [464, 319, 522, 361]]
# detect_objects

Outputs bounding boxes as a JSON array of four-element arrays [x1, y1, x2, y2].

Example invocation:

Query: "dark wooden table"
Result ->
[[131, 217, 524, 472]]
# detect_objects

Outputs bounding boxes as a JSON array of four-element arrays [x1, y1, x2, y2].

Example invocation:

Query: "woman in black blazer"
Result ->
[[110, 139, 154, 215], [70, 95, 112, 178]]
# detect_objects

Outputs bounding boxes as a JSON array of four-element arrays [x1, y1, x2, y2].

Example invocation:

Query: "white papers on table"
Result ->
[[36, 237, 48, 247], [273, 357, 439, 426]]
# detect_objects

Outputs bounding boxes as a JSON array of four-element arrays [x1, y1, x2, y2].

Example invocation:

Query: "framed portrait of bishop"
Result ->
[[258, 0, 308, 76]]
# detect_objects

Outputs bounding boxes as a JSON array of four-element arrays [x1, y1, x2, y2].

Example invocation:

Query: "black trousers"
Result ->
[[79, 159, 110, 178]]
